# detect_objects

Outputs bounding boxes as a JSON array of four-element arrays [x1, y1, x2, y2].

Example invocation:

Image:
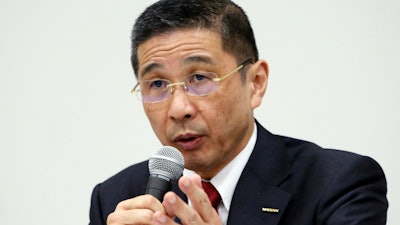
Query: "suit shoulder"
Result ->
[[94, 160, 149, 201], [89, 161, 150, 223], [275, 135, 386, 184], [101, 160, 149, 187], [279, 135, 371, 165]]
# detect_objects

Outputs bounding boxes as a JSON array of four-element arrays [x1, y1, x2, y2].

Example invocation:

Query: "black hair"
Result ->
[[131, 0, 258, 77]]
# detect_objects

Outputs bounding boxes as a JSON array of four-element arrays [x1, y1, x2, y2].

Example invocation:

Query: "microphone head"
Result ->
[[148, 146, 184, 180]]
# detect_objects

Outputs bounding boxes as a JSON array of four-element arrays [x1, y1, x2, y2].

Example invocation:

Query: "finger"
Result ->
[[162, 191, 185, 218], [153, 210, 179, 225], [189, 174, 202, 188], [162, 191, 205, 225], [107, 208, 154, 225], [178, 176, 219, 223], [115, 194, 164, 212], [107, 195, 165, 225]]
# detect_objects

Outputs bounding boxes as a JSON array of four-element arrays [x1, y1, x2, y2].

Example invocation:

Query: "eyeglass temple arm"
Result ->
[[131, 82, 140, 94], [212, 58, 253, 82]]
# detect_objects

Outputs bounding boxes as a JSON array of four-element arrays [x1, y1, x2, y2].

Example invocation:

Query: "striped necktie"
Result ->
[[201, 181, 221, 210]]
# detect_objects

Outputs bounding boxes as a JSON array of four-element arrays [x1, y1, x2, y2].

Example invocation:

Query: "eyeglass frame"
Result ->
[[131, 58, 254, 103]]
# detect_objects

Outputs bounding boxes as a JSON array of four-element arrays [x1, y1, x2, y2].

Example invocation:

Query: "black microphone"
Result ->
[[146, 146, 185, 201]]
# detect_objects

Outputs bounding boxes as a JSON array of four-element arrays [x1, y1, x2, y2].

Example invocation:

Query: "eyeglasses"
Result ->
[[131, 58, 253, 103]]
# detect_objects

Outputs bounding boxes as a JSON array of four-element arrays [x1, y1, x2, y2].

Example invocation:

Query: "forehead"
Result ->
[[137, 29, 227, 78]]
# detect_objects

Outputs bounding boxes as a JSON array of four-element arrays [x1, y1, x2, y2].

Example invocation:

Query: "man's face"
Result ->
[[137, 29, 267, 179]]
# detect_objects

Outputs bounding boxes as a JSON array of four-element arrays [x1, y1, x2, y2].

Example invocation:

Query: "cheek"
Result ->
[[205, 93, 241, 128], [212, 88, 242, 115], [144, 105, 159, 121], [220, 89, 252, 126], [144, 106, 167, 136]]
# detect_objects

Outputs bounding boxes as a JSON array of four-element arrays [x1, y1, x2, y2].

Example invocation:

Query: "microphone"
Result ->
[[146, 146, 185, 201]]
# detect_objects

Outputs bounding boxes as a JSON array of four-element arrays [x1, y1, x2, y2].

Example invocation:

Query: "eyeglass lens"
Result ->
[[138, 73, 219, 103]]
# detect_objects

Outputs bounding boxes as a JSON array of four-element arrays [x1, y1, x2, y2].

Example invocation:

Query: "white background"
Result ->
[[0, 0, 398, 224]]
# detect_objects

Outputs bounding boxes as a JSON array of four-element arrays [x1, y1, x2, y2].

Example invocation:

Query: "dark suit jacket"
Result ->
[[89, 121, 388, 225]]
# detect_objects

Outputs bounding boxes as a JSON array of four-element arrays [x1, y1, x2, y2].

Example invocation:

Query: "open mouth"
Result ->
[[175, 135, 203, 150], [180, 136, 197, 142]]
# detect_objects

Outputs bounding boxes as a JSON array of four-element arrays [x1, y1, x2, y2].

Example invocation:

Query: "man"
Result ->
[[89, 0, 388, 224]]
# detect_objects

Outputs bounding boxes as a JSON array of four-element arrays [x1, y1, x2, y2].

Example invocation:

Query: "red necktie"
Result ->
[[201, 181, 221, 210]]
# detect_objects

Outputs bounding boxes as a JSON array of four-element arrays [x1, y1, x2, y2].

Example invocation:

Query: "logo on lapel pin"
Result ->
[[262, 207, 280, 213]]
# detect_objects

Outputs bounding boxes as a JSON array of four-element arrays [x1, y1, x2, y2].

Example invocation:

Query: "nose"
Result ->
[[167, 87, 196, 122]]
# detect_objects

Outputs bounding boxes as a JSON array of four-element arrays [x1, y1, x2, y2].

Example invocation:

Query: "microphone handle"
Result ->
[[145, 174, 172, 201]]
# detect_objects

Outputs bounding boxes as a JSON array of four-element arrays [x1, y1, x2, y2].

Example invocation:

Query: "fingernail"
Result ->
[[168, 195, 176, 205], [183, 178, 191, 188], [156, 213, 167, 224]]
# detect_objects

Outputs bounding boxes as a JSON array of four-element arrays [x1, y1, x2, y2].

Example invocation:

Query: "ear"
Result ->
[[249, 60, 269, 109]]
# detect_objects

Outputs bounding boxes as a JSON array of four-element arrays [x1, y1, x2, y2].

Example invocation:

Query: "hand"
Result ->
[[153, 174, 222, 225], [107, 194, 165, 225]]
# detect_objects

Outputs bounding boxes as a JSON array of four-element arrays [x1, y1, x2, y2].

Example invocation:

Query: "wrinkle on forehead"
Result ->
[[140, 55, 217, 79], [137, 30, 222, 77], [183, 55, 215, 65]]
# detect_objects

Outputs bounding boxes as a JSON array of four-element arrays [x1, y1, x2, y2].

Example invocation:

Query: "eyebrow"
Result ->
[[139, 55, 216, 79], [140, 63, 163, 79]]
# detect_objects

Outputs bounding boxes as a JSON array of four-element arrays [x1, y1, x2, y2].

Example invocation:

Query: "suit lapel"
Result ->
[[227, 121, 292, 225], [228, 183, 290, 225]]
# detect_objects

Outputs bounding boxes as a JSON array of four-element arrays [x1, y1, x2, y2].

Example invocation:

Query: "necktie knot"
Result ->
[[201, 181, 221, 210]]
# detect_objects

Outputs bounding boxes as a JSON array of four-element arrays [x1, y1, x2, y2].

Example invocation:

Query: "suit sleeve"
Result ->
[[318, 155, 388, 225], [89, 183, 106, 225]]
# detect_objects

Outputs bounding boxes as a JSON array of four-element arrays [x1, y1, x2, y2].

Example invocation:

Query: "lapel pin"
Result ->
[[262, 207, 280, 213]]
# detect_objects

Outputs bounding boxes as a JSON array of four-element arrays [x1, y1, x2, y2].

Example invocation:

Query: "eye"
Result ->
[[151, 80, 165, 88], [145, 79, 169, 90], [188, 73, 213, 85]]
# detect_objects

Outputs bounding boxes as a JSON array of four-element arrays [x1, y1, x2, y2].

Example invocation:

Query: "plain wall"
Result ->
[[0, 0, 398, 224]]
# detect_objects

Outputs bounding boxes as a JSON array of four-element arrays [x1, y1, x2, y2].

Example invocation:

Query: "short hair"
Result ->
[[131, 0, 259, 78]]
